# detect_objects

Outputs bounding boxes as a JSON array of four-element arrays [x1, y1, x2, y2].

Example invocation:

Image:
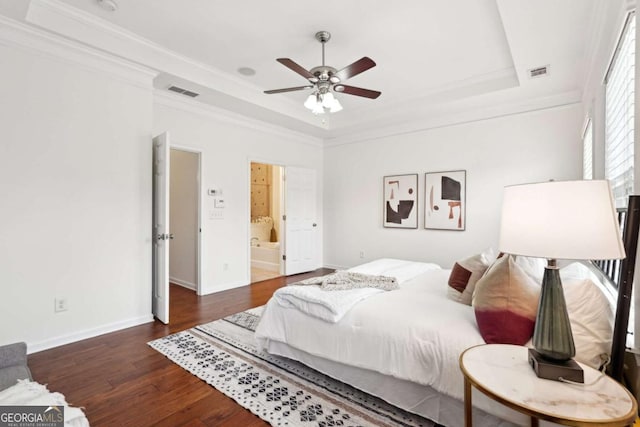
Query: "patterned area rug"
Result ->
[[149, 306, 439, 427]]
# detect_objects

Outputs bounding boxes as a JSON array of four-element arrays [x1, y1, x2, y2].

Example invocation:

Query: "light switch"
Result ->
[[214, 198, 225, 208]]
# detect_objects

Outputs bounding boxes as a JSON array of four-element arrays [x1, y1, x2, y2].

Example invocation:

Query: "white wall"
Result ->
[[169, 149, 199, 289], [0, 23, 155, 351], [153, 93, 324, 295], [323, 105, 583, 270]]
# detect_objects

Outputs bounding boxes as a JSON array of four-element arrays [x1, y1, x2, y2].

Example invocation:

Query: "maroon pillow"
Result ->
[[447, 252, 492, 305]]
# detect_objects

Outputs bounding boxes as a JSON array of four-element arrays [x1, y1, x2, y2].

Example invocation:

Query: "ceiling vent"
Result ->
[[528, 65, 549, 79], [167, 85, 200, 98]]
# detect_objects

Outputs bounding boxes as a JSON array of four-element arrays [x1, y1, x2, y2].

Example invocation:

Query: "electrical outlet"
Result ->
[[359, 251, 365, 258], [55, 298, 68, 313]]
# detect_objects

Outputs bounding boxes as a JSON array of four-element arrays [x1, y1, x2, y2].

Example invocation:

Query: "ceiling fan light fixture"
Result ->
[[304, 94, 317, 109], [266, 31, 380, 113], [329, 97, 343, 113], [321, 92, 335, 108], [311, 102, 325, 115]]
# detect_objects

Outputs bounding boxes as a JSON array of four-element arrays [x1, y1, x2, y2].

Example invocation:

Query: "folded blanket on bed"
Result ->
[[293, 271, 399, 291], [274, 285, 384, 323]]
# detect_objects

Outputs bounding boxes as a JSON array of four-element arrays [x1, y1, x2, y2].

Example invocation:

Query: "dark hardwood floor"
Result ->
[[28, 269, 332, 426]]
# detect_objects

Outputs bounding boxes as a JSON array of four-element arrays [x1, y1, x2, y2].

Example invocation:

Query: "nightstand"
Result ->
[[459, 344, 637, 427]]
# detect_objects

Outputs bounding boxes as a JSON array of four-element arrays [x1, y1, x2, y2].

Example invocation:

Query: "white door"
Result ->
[[152, 132, 170, 324], [284, 167, 319, 275]]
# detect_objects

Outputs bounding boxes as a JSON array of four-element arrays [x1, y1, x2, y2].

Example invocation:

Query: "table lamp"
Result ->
[[499, 180, 625, 382]]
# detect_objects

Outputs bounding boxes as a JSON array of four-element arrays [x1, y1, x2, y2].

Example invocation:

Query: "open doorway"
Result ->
[[169, 148, 201, 293], [250, 162, 283, 282]]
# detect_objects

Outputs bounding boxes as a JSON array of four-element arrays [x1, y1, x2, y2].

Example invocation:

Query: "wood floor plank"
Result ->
[[27, 269, 332, 426]]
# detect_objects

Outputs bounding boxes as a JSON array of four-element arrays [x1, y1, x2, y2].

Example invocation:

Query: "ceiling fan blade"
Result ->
[[334, 57, 376, 81], [264, 85, 313, 94], [276, 58, 318, 82], [334, 84, 381, 99]]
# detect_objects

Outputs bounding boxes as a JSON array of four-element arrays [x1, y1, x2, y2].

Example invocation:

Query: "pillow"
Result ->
[[561, 262, 615, 368], [514, 256, 546, 283], [447, 248, 494, 305], [472, 255, 540, 345]]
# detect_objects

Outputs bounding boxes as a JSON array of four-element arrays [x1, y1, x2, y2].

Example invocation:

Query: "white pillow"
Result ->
[[514, 256, 546, 283], [520, 262, 616, 369], [562, 273, 615, 368]]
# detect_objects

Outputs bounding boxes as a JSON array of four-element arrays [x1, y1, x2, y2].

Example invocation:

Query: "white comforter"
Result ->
[[274, 286, 384, 323], [274, 259, 441, 323], [255, 259, 485, 400]]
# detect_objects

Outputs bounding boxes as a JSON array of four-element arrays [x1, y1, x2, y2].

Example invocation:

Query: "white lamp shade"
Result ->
[[499, 180, 625, 260]]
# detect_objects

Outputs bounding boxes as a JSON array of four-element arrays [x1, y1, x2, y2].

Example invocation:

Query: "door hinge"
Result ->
[[283, 215, 286, 221], [282, 254, 287, 261]]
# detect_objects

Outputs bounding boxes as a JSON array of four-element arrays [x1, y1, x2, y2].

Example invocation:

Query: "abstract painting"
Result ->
[[425, 170, 466, 230], [383, 174, 418, 229]]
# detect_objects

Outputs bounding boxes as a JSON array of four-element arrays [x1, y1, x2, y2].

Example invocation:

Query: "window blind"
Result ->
[[605, 13, 635, 208], [583, 119, 593, 180]]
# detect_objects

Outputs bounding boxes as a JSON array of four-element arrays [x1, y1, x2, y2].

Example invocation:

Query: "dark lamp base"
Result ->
[[528, 349, 584, 383]]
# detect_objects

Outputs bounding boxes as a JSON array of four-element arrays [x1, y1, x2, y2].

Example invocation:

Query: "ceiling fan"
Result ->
[[264, 31, 381, 113]]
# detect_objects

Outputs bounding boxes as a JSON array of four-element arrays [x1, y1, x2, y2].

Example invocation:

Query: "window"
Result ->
[[605, 13, 635, 208], [583, 119, 593, 180]]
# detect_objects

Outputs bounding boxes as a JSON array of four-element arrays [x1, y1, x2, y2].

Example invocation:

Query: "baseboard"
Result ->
[[28, 314, 154, 354], [170, 276, 197, 291], [323, 263, 346, 270]]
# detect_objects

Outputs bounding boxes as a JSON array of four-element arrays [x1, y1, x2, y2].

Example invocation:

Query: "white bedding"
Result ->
[[273, 286, 384, 323], [255, 260, 484, 401], [255, 258, 617, 426], [272, 258, 442, 323]]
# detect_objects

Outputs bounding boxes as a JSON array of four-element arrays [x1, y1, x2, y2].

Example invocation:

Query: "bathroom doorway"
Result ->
[[250, 161, 284, 282]]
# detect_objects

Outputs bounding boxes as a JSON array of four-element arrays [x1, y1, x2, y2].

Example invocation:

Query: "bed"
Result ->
[[254, 196, 640, 427]]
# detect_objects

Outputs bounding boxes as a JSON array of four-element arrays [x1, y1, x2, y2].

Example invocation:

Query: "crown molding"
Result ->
[[26, 0, 320, 129], [0, 14, 156, 88], [324, 90, 582, 147], [153, 90, 324, 148], [332, 66, 518, 130]]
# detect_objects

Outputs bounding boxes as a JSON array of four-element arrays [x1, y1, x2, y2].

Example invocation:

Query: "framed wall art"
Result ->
[[424, 170, 466, 231], [383, 174, 418, 229]]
